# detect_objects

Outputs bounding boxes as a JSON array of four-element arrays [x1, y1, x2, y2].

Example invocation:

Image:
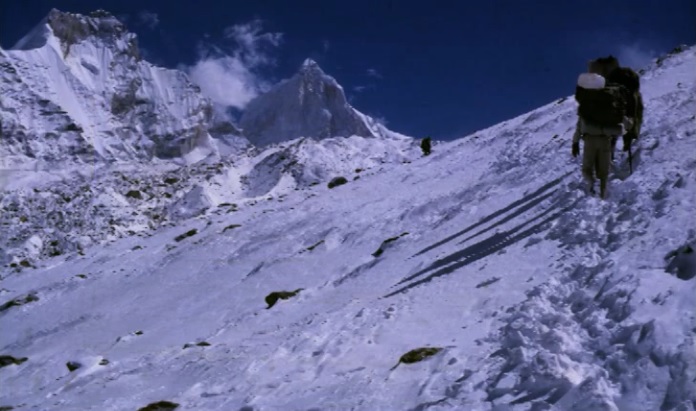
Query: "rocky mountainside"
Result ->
[[0, 131, 418, 267], [240, 58, 393, 147], [1, 10, 407, 170], [0, 9, 418, 268], [1, 9, 218, 168]]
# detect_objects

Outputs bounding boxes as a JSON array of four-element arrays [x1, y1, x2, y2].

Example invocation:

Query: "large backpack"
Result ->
[[589, 56, 620, 78], [607, 67, 644, 136], [575, 83, 627, 127]]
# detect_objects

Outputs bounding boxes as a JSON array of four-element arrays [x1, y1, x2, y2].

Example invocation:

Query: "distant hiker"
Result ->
[[572, 56, 634, 198], [420, 137, 432, 156]]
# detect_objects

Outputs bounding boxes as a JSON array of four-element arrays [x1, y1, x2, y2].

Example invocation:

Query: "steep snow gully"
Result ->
[[1, 31, 695, 411]]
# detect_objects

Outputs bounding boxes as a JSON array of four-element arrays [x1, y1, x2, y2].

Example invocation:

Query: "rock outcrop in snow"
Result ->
[[240, 59, 388, 147]]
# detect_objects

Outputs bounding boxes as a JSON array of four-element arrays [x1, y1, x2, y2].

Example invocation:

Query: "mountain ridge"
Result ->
[[0, 10, 418, 265], [1, 9, 408, 170]]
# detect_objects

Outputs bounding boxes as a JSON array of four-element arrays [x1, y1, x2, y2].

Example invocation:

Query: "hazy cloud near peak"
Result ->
[[616, 42, 657, 70], [372, 115, 388, 126], [137, 11, 160, 30], [223, 20, 283, 66], [186, 20, 283, 110]]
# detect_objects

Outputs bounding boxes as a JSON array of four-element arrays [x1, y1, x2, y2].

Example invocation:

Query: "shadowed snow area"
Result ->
[[1, 41, 695, 411]]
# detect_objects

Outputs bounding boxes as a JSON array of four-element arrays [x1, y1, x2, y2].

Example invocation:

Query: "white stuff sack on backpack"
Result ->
[[577, 73, 606, 89]]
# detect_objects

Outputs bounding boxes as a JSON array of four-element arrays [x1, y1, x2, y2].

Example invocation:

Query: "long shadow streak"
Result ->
[[385, 200, 579, 298], [454, 190, 556, 246], [412, 172, 571, 258], [397, 202, 560, 286]]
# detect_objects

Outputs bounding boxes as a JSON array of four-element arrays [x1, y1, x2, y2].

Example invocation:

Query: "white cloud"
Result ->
[[223, 20, 282, 66], [138, 11, 159, 30], [323, 40, 330, 52], [373, 115, 388, 126], [366, 68, 382, 78], [616, 43, 657, 70], [353, 85, 368, 93], [187, 57, 261, 109], [186, 20, 283, 110]]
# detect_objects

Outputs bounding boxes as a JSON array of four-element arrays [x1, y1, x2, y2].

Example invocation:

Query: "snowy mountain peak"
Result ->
[[1, 9, 216, 166], [239, 58, 395, 146], [13, 9, 139, 59], [301, 58, 320, 70]]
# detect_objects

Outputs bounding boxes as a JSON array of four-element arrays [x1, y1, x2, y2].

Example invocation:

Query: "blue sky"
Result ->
[[2, 1, 694, 140]]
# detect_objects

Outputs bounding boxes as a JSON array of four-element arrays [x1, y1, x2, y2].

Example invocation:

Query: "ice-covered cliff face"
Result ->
[[0, 9, 215, 168], [240, 59, 388, 147]]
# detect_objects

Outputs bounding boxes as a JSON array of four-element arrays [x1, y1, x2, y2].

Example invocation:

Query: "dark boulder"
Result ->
[[125, 190, 143, 200], [390, 347, 443, 370], [0, 355, 28, 368], [174, 229, 197, 242], [665, 242, 696, 280], [137, 401, 179, 411], [265, 289, 303, 309], [66, 361, 82, 372], [372, 232, 409, 257], [0, 293, 39, 312], [328, 177, 348, 189]]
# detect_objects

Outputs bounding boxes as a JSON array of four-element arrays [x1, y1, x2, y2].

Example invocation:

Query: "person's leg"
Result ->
[[596, 137, 613, 198], [582, 136, 598, 194]]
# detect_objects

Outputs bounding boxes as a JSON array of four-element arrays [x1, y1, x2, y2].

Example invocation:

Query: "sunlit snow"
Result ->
[[0, 11, 694, 411]]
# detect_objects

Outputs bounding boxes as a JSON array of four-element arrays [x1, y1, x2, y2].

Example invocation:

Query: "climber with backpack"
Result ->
[[607, 66, 644, 170], [571, 56, 642, 199]]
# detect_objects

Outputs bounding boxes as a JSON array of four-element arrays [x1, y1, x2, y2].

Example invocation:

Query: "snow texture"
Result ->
[[0, 11, 695, 411]]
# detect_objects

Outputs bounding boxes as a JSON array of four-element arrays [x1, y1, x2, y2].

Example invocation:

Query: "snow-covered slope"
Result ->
[[0, 133, 418, 267], [0, 9, 215, 168], [240, 59, 395, 147], [1, 45, 694, 411]]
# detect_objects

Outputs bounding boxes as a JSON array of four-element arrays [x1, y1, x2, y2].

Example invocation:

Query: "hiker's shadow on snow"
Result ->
[[385, 173, 577, 298], [412, 172, 571, 258]]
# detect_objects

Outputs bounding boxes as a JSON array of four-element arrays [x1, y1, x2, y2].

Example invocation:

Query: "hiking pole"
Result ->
[[628, 143, 633, 174]]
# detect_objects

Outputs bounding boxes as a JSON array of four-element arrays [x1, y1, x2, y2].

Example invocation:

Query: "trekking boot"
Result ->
[[599, 179, 608, 199]]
